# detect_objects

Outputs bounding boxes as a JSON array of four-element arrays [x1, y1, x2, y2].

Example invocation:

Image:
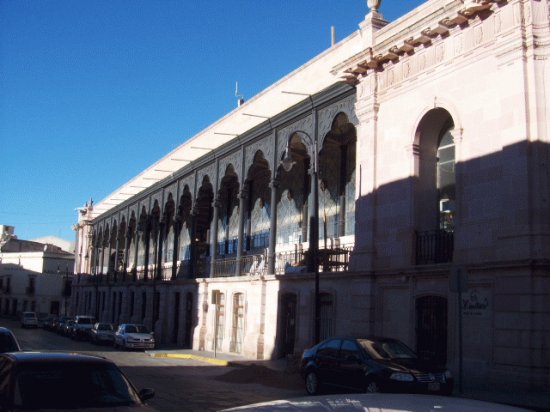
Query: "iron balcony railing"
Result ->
[[415, 229, 454, 265], [80, 243, 353, 283]]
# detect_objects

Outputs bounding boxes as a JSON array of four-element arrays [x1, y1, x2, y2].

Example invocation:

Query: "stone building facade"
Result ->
[[0, 232, 74, 318], [73, 0, 549, 391]]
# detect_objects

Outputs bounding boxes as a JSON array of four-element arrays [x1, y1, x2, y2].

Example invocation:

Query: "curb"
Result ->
[[149, 352, 229, 366]]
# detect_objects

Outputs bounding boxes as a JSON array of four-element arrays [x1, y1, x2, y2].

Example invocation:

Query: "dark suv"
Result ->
[[300, 336, 453, 395]]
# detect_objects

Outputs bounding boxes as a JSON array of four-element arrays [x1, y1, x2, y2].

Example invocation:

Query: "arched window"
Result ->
[[415, 109, 456, 264], [437, 124, 455, 232]]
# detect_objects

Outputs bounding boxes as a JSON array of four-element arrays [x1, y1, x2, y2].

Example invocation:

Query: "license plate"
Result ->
[[428, 382, 441, 391]]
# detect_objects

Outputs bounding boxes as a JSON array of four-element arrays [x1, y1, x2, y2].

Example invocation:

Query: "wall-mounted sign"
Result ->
[[462, 288, 489, 316]]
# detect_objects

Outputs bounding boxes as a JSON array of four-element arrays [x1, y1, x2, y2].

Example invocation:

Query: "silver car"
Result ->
[[90, 322, 115, 345], [114, 324, 155, 350], [20, 311, 38, 329]]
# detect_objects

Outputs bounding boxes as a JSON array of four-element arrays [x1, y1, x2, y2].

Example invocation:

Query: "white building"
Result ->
[[0, 229, 74, 317], [73, 0, 550, 393]]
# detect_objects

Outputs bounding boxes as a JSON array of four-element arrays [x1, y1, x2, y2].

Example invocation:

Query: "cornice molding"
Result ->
[[333, 0, 508, 85]]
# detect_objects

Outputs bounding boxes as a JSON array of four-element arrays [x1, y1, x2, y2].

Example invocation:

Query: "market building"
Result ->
[[72, 0, 550, 391]]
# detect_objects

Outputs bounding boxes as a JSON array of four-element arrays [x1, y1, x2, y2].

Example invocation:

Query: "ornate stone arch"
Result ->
[[219, 151, 243, 184], [277, 114, 314, 163], [196, 163, 216, 197], [318, 94, 359, 146], [245, 133, 274, 172]]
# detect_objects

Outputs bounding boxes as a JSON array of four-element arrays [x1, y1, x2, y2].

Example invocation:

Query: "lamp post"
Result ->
[[281, 121, 320, 344], [64, 264, 69, 317]]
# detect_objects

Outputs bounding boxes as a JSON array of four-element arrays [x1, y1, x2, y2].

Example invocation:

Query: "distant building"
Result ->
[[73, 0, 549, 393], [31, 236, 75, 254], [0, 227, 74, 317]]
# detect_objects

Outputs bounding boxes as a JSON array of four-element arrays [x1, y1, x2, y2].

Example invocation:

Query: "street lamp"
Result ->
[[64, 264, 69, 317], [281, 127, 320, 344]]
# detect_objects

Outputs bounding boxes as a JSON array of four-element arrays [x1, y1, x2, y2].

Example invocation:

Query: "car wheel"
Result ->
[[365, 379, 381, 393], [305, 371, 321, 395]]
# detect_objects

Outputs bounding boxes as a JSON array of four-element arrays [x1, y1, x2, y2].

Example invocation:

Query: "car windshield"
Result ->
[[359, 339, 417, 360], [79, 318, 93, 324], [98, 324, 113, 331], [13, 362, 141, 409], [126, 325, 149, 334]]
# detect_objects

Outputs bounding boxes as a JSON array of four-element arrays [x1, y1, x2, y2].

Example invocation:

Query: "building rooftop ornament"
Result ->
[[367, 0, 381, 14]]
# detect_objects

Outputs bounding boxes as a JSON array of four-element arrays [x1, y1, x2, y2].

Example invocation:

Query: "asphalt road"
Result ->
[[1, 318, 304, 411]]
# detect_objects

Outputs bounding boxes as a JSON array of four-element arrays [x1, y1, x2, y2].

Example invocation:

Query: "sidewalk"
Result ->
[[147, 347, 291, 371], [147, 348, 550, 412]]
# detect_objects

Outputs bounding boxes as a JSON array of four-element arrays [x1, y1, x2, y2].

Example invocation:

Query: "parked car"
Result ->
[[300, 336, 453, 396], [0, 351, 155, 410], [72, 315, 96, 340], [20, 311, 38, 328], [54, 316, 72, 334], [91, 322, 115, 345], [0, 327, 21, 352], [40, 315, 56, 330], [114, 324, 155, 350], [63, 319, 76, 337]]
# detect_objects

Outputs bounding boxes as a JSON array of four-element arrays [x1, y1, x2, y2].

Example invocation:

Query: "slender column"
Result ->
[[171, 219, 181, 280], [133, 229, 139, 281], [143, 220, 150, 281], [209, 196, 221, 277], [235, 187, 247, 276], [308, 163, 319, 273], [123, 231, 131, 281], [245, 180, 253, 250], [338, 144, 347, 237], [268, 177, 279, 274], [99, 238, 106, 275], [156, 220, 165, 280], [189, 206, 198, 278], [106, 233, 112, 277], [113, 230, 120, 282]]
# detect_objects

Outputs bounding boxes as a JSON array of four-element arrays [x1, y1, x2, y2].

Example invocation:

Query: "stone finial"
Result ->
[[367, 0, 381, 13]]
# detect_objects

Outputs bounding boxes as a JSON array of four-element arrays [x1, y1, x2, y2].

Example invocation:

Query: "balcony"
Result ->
[[415, 229, 454, 265]]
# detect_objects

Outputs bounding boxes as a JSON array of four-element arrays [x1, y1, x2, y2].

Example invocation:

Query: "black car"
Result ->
[[0, 352, 156, 410], [0, 327, 21, 353], [300, 336, 453, 396]]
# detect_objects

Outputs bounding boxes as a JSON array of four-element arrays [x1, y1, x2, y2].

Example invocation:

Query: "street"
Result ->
[[1, 319, 304, 411]]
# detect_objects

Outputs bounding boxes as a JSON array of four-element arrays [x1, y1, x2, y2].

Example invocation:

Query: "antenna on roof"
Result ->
[[235, 81, 245, 107]]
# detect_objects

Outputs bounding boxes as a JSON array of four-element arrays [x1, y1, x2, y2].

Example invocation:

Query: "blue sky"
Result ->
[[0, 0, 424, 243]]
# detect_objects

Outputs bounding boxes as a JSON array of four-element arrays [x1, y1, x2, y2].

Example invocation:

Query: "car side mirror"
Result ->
[[139, 388, 155, 402]]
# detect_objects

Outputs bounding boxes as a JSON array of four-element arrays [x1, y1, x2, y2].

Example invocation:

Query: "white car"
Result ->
[[114, 324, 155, 350], [20, 312, 38, 329], [220, 394, 531, 411]]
